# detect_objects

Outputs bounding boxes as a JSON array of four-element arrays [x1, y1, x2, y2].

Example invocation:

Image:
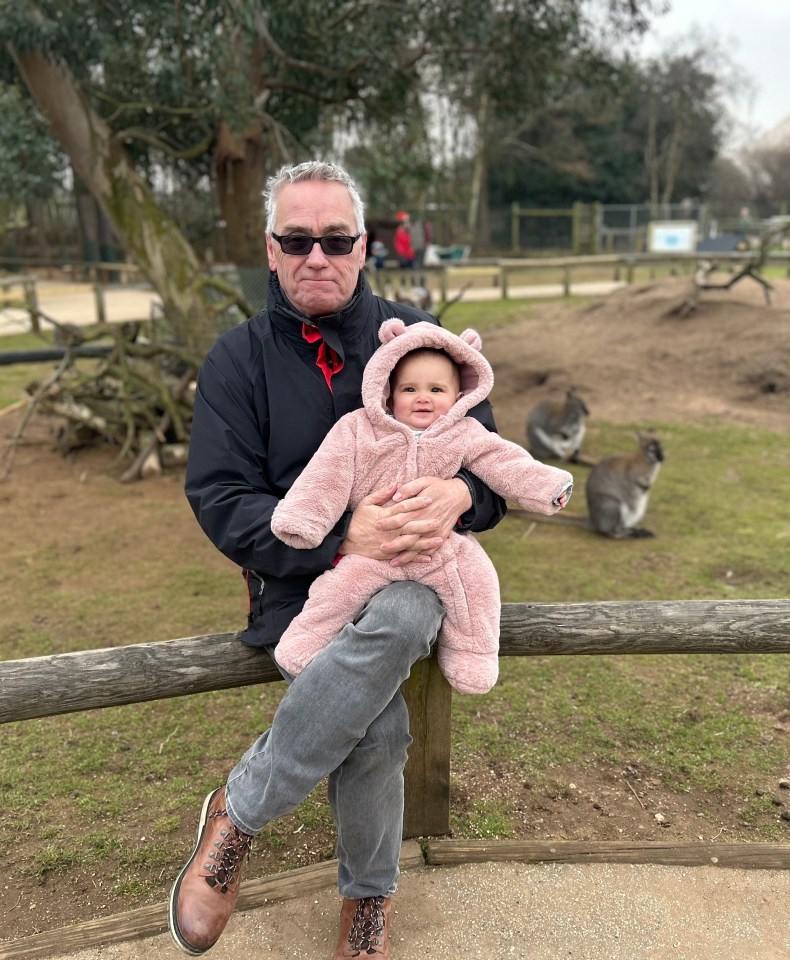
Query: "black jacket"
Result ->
[[185, 272, 506, 647]]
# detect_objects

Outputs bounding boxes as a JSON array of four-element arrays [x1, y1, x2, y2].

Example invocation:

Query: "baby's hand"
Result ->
[[552, 481, 574, 508]]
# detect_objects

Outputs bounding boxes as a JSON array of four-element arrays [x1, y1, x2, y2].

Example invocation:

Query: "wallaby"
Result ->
[[526, 387, 590, 464], [585, 430, 664, 539]]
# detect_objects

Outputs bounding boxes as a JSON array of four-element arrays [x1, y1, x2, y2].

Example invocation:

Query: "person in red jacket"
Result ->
[[393, 212, 415, 268]]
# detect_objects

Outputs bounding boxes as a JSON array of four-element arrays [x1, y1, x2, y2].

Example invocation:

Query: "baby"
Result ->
[[270, 320, 573, 694]]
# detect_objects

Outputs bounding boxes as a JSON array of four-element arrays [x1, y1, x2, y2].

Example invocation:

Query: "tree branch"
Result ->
[[251, 8, 367, 78], [92, 90, 204, 122], [112, 127, 214, 161], [0, 352, 72, 482]]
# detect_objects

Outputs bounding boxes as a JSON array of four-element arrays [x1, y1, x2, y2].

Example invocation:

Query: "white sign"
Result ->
[[648, 221, 698, 253]]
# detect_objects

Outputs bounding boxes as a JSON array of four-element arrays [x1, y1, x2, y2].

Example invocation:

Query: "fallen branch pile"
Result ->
[[2, 318, 202, 483], [677, 222, 790, 318]]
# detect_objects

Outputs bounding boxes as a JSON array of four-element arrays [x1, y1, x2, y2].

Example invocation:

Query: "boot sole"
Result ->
[[167, 786, 222, 956]]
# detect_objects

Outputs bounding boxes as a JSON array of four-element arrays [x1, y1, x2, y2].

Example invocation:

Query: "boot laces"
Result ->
[[348, 895, 387, 955], [202, 807, 252, 894]]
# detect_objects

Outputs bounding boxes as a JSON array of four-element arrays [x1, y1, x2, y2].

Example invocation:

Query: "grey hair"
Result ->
[[264, 161, 366, 234]]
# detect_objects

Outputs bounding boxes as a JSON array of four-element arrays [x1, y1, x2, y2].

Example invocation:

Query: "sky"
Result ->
[[637, 0, 789, 145]]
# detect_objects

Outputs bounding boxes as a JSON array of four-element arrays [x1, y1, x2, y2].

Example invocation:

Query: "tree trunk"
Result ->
[[73, 169, 100, 265], [645, 96, 659, 213], [661, 101, 688, 206], [10, 47, 216, 355], [466, 95, 489, 244], [215, 122, 268, 268], [25, 199, 53, 262]]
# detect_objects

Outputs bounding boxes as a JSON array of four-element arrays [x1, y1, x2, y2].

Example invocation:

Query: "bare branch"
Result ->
[[92, 90, 204, 123], [0, 352, 72, 483], [113, 127, 215, 161], [251, 7, 366, 78]]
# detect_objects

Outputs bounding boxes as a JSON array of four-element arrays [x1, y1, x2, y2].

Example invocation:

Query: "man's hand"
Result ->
[[338, 477, 472, 565], [338, 485, 432, 561]]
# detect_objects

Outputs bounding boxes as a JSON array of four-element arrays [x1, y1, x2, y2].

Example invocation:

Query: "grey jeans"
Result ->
[[224, 581, 445, 898]]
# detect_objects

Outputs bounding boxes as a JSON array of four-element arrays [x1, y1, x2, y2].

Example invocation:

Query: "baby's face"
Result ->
[[390, 353, 462, 429]]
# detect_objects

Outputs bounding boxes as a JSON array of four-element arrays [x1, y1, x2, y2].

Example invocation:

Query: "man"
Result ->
[[168, 160, 505, 958]]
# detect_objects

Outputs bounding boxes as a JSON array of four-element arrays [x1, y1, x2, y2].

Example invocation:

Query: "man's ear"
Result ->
[[357, 232, 368, 269], [265, 233, 278, 272]]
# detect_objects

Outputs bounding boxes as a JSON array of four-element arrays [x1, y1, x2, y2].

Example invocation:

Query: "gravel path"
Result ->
[[49, 861, 789, 960]]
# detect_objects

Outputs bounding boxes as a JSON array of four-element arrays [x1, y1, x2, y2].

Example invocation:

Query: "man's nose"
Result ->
[[305, 241, 330, 265]]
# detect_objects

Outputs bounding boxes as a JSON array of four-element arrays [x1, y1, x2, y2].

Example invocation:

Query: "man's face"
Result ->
[[266, 180, 367, 317]]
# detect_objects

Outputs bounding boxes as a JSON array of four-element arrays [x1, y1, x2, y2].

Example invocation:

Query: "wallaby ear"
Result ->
[[379, 318, 408, 344], [459, 328, 483, 351]]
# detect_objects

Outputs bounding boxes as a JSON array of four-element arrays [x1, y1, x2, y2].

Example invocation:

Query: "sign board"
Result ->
[[647, 221, 698, 253]]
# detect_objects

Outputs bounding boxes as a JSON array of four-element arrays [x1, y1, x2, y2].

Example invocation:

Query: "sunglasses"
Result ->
[[271, 232, 361, 256]]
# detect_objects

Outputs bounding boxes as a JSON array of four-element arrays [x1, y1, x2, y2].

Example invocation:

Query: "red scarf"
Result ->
[[301, 324, 344, 392]]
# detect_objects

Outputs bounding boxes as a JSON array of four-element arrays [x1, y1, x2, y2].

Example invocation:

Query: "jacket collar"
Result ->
[[267, 271, 373, 354]]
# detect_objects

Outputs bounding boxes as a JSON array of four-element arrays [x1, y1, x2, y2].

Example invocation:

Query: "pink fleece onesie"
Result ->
[[270, 319, 573, 694]]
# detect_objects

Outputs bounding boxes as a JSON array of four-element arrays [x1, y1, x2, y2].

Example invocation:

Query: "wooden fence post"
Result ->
[[24, 278, 40, 333], [401, 657, 452, 838], [93, 283, 107, 324]]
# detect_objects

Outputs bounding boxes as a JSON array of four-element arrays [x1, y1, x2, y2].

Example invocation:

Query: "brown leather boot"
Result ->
[[168, 786, 253, 955], [333, 895, 392, 959]]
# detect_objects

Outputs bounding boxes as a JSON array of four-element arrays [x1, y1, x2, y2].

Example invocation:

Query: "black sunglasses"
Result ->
[[271, 232, 361, 256]]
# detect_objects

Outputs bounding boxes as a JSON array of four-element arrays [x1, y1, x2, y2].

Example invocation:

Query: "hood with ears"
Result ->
[[361, 319, 494, 429]]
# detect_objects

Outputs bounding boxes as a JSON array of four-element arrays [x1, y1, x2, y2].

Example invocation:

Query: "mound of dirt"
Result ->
[[485, 275, 790, 443]]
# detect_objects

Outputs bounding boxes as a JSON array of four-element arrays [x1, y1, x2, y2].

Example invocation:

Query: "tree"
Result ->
[[0, 80, 69, 259], [10, 45, 217, 354], [0, 82, 65, 205], [421, 1, 665, 242], [639, 51, 724, 206], [747, 146, 790, 214], [1, 1, 438, 267], [2, 1, 666, 265]]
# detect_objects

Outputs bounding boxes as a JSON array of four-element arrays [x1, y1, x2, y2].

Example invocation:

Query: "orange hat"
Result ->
[[395, 211, 410, 222]]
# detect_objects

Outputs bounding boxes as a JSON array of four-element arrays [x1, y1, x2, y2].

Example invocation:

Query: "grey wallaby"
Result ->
[[526, 387, 590, 464], [585, 430, 664, 539]]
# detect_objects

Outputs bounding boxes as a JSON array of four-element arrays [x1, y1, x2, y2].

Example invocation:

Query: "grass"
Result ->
[[2, 303, 789, 923], [0, 330, 59, 408]]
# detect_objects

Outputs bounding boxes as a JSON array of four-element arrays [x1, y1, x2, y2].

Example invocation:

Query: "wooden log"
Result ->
[[498, 599, 790, 656], [0, 633, 281, 724], [0, 841, 425, 960], [3, 600, 790, 725], [425, 839, 790, 870]]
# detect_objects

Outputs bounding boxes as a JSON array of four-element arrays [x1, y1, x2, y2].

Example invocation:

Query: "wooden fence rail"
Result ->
[[6, 249, 790, 337], [2, 599, 790, 838]]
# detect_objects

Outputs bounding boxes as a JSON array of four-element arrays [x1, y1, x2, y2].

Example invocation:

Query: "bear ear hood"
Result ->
[[361, 319, 494, 427]]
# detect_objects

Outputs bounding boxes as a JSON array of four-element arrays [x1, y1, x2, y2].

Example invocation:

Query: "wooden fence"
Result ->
[[3, 598, 790, 957], [0, 273, 40, 332], [337, 250, 790, 302], [3, 598, 790, 839], [6, 250, 790, 338]]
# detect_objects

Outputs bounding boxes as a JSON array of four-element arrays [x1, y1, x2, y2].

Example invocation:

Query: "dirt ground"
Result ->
[[483, 273, 790, 440], [2, 274, 789, 949]]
